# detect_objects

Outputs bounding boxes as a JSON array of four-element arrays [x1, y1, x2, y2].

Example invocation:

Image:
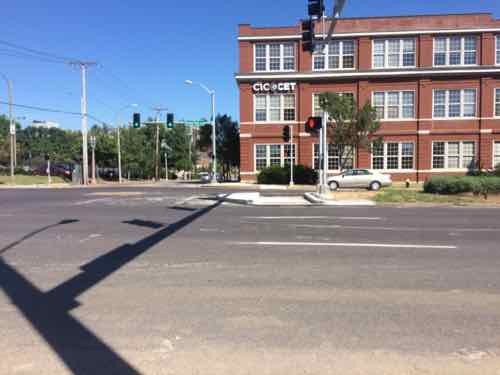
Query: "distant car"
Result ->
[[327, 169, 392, 191], [199, 172, 221, 183], [34, 163, 73, 179]]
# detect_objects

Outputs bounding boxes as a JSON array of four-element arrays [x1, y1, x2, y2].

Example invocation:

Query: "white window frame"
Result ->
[[371, 142, 416, 171], [253, 43, 296, 72], [312, 92, 355, 118], [433, 36, 478, 67], [372, 38, 416, 69], [431, 141, 476, 170], [312, 40, 356, 71], [494, 141, 500, 168], [312, 144, 355, 172], [432, 89, 477, 119], [254, 143, 297, 172], [253, 94, 296, 123], [371, 91, 416, 121], [496, 35, 500, 65], [495, 88, 500, 118]]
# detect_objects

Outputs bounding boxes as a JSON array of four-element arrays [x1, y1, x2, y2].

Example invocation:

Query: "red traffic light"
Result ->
[[305, 116, 322, 132]]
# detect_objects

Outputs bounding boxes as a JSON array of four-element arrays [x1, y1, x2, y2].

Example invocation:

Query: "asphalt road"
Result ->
[[1, 186, 500, 374]]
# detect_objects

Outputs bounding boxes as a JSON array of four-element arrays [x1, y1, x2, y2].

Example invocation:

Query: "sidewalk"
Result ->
[[221, 192, 375, 207]]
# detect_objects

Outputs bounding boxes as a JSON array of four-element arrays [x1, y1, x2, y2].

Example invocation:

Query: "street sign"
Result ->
[[10, 123, 15, 135]]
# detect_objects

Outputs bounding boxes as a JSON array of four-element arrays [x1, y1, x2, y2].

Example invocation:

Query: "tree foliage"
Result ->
[[0, 113, 200, 179], [198, 114, 240, 179], [319, 92, 382, 154]]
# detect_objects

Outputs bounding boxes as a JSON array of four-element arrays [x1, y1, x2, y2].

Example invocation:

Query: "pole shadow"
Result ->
[[0, 201, 221, 374]]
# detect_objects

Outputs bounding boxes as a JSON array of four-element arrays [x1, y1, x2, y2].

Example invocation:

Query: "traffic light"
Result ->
[[305, 116, 322, 133], [302, 19, 314, 52], [282, 125, 291, 142], [308, 0, 324, 19], [167, 113, 174, 129], [133, 113, 141, 129]]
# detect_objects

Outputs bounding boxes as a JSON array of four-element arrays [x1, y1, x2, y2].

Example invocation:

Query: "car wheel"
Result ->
[[329, 181, 339, 191], [370, 181, 382, 191]]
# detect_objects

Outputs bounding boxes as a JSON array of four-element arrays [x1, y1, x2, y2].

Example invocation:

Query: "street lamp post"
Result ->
[[90, 135, 96, 184], [185, 80, 217, 184], [0, 72, 14, 183], [116, 104, 138, 184]]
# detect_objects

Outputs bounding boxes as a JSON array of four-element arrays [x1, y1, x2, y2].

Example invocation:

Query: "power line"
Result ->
[[0, 39, 75, 63], [0, 100, 108, 125]]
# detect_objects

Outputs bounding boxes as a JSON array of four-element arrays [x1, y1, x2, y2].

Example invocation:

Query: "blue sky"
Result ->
[[0, 0, 499, 130]]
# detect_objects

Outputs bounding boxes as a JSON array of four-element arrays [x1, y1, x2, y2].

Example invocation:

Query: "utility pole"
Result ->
[[69, 61, 96, 186], [152, 107, 168, 181], [1, 73, 14, 183]]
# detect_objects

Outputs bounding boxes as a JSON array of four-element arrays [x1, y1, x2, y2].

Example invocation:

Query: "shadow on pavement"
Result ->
[[0, 201, 221, 374]]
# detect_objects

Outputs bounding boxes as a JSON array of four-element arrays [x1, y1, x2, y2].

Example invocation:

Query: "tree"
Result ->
[[319, 93, 382, 167], [0, 115, 21, 168], [198, 114, 240, 180]]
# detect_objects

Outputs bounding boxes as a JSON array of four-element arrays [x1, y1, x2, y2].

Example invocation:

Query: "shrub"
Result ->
[[292, 165, 318, 185], [257, 166, 289, 185], [424, 175, 500, 198], [257, 165, 318, 185]]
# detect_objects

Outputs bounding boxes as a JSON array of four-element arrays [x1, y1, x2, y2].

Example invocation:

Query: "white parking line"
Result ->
[[243, 216, 382, 221], [233, 241, 457, 250]]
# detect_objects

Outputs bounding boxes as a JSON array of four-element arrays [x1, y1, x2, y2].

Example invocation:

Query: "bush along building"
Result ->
[[235, 13, 500, 182]]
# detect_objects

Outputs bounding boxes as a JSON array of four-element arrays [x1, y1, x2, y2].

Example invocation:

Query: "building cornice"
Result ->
[[238, 27, 500, 41], [235, 67, 500, 82]]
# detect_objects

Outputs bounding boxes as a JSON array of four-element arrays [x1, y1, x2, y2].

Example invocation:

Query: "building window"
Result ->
[[313, 144, 354, 170], [494, 141, 500, 168], [254, 94, 296, 122], [372, 38, 416, 68], [255, 144, 296, 171], [433, 36, 477, 66], [372, 142, 415, 170], [254, 43, 296, 72], [495, 88, 500, 117], [313, 92, 355, 118], [496, 36, 500, 65], [433, 89, 476, 118], [372, 91, 415, 120], [432, 141, 476, 169], [313, 40, 356, 70]]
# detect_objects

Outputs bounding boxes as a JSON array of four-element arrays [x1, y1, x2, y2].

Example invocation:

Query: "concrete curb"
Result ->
[[303, 192, 324, 204]]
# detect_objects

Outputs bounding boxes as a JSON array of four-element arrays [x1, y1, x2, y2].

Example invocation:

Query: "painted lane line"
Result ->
[[233, 241, 457, 250], [243, 216, 382, 221], [292, 224, 500, 233]]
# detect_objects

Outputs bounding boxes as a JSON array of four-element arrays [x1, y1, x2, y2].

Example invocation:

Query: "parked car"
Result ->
[[327, 169, 392, 191], [33, 163, 73, 179]]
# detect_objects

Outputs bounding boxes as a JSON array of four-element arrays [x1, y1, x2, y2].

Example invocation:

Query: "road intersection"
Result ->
[[1, 186, 500, 374]]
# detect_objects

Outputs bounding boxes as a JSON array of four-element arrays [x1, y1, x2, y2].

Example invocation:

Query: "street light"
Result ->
[[185, 79, 217, 184], [161, 139, 170, 182], [116, 103, 138, 184], [0, 72, 14, 183]]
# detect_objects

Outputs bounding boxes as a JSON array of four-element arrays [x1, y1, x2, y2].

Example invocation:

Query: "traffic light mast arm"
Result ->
[[324, 0, 346, 42]]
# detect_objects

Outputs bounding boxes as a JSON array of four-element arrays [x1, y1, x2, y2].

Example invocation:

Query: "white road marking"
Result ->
[[293, 224, 500, 233], [234, 241, 457, 250], [243, 216, 382, 221]]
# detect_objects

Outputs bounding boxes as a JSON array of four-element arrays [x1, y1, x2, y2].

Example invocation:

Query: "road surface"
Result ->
[[1, 186, 500, 374]]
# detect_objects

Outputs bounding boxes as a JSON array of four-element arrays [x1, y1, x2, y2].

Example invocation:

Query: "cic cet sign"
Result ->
[[252, 82, 297, 93]]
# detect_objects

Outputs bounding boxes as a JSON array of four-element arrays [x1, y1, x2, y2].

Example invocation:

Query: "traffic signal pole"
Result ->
[[289, 124, 294, 187]]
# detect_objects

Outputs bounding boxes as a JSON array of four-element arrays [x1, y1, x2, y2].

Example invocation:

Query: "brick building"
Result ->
[[235, 13, 500, 182]]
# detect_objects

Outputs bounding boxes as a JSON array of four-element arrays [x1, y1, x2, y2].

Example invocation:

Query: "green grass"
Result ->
[[375, 187, 476, 205], [0, 175, 67, 186]]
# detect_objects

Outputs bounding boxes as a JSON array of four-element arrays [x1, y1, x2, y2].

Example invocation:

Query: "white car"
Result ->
[[327, 169, 392, 191]]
